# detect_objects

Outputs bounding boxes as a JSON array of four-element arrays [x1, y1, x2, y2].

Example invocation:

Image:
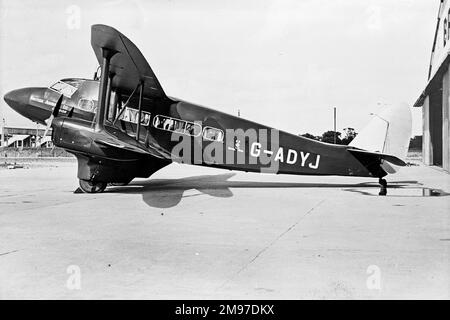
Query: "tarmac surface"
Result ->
[[0, 159, 449, 299]]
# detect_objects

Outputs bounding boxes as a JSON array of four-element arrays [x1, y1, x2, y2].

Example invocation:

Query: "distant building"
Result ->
[[0, 126, 53, 148], [409, 135, 423, 151], [415, 0, 450, 172]]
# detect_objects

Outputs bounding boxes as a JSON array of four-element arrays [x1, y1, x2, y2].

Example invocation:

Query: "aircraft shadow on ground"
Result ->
[[106, 173, 426, 209]]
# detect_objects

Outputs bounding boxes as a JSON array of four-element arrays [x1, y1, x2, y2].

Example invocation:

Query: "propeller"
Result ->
[[67, 107, 75, 118], [41, 94, 63, 140]]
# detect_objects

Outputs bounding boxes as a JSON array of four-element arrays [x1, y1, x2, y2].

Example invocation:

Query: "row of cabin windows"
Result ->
[[47, 80, 224, 142], [60, 95, 224, 142], [112, 109, 224, 142], [152, 115, 224, 142], [118, 107, 151, 126]]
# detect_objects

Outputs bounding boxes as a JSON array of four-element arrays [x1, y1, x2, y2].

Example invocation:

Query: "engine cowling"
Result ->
[[51, 117, 170, 183]]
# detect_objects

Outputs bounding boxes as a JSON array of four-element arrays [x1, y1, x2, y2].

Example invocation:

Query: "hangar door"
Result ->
[[428, 86, 443, 166]]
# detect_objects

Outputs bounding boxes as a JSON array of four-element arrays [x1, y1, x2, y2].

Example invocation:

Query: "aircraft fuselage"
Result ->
[[4, 83, 375, 179]]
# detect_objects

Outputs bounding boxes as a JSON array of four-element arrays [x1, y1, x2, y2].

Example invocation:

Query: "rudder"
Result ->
[[349, 102, 412, 173]]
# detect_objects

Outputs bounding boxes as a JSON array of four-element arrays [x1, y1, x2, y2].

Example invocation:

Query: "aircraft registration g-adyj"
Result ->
[[3, 24, 412, 195]]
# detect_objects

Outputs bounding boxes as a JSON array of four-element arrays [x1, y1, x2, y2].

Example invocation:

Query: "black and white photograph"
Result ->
[[0, 0, 449, 307]]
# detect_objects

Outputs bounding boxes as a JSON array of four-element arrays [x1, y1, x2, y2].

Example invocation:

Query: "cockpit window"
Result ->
[[61, 79, 84, 88], [49, 80, 78, 98]]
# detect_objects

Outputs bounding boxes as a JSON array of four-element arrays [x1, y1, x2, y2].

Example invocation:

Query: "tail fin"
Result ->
[[349, 102, 412, 173]]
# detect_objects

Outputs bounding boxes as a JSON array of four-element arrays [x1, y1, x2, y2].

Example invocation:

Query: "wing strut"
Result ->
[[112, 83, 140, 126], [104, 72, 113, 123], [136, 81, 144, 141], [95, 48, 117, 131]]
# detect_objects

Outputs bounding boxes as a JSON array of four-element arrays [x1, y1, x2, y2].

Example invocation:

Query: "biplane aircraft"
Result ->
[[3, 24, 411, 195]]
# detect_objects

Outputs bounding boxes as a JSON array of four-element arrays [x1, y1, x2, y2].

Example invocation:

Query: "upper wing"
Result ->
[[91, 24, 166, 100]]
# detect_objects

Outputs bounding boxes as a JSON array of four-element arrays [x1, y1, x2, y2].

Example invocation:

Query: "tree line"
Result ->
[[300, 129, 423, 151], [300, 127, 357, 145]]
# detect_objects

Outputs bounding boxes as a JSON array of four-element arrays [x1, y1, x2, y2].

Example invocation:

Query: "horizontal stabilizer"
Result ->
[[348, 148, 407, 167]]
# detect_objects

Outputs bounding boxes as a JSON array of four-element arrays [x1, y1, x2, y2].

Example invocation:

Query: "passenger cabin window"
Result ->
[[185, 122, 202, 136], [118, 107, 151, 126], [77, 99, 95, 113], [152, 115, 201, 137], [203, 127, 224, 142]]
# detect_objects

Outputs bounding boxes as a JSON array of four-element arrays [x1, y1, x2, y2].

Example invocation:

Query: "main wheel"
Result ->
[[79, 179, 107, 193]]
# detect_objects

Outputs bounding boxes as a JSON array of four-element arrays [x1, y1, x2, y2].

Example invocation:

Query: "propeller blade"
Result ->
[[52, 94, 63, 117], [41, 95, 63, 140], [67, 107, 75, 118]]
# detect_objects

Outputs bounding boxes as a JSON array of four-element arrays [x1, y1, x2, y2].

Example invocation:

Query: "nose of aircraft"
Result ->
[[3, 87, 50, 125], [3, 87, 33, 114]]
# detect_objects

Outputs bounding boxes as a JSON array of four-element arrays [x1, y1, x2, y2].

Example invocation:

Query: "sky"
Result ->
[[0, 0, 439, 137]]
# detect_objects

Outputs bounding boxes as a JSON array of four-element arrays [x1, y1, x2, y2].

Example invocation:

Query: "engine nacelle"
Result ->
[[51, 118, 170, 183], [52, 117, 96, 156]]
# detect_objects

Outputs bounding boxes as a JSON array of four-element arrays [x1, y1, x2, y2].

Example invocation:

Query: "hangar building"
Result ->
[[0, 127, 52, 148], [415, 0, 450, 172]]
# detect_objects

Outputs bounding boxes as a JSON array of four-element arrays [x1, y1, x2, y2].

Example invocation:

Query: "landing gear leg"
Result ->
[[78, 179, 107, 193], [378, 178, 387, 196]]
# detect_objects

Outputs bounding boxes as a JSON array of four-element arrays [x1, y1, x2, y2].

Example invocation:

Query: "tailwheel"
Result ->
[[378, 178, 387, 196], [78, 179, 107, 193]]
